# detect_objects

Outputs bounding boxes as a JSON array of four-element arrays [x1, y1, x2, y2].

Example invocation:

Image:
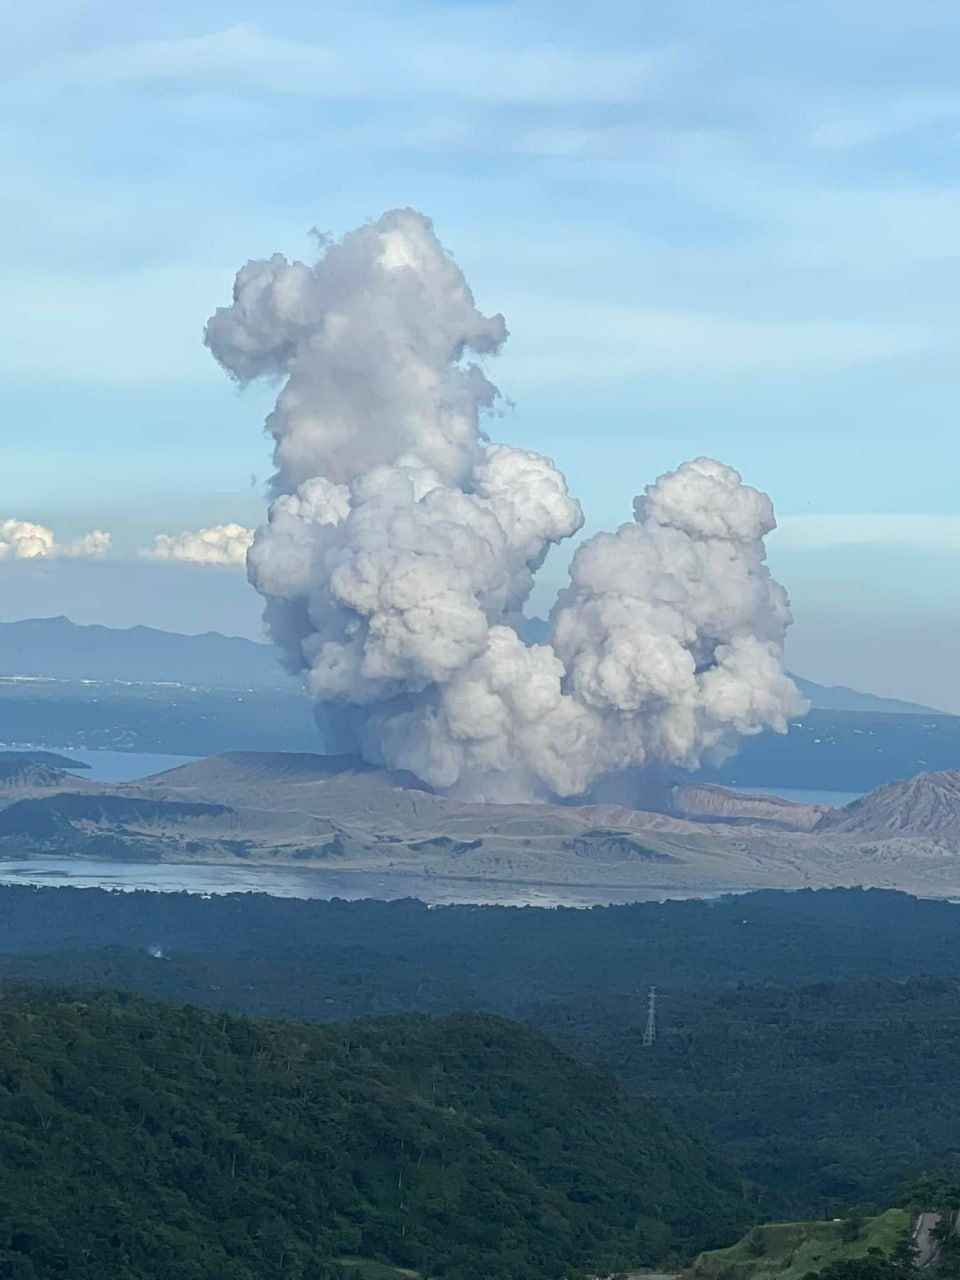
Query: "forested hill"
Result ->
[[0, 986, 746, 1280], [8, 889, 960, 1227], [2, 887, 960, 1000], [560, 975, 960, 1218]]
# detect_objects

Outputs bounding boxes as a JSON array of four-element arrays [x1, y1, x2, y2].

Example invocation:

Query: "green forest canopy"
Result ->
[[10, 889, 960, 1219], [0, 985, 746, 1280]]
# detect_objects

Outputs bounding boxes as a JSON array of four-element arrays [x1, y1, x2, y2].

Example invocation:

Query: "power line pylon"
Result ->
[[642, 985, 658, 1047]]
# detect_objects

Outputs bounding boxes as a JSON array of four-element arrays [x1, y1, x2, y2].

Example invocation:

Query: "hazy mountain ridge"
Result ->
[[0, 616, 943, 713], [2, 618, 958, 797], [0, 615, 291, 689], [789, 673, 941, 716]]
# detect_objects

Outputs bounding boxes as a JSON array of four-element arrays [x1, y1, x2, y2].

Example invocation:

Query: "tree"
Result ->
[[840, 1214, 864, 1244], [747, 1230, 767, 1257]]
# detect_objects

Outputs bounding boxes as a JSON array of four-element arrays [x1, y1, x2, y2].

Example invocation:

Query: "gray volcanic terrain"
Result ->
[[817, 770, 960, 840], [3, 750, 960, 897]]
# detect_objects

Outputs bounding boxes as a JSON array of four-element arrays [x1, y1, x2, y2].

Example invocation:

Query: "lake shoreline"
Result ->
[[0, 854, 744, 907]]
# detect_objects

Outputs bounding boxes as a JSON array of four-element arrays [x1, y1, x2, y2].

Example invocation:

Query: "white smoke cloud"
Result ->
[[0, 519, 111, 560], [67, 529, 112, 558], [143, 523, 254, 567], [206, 208, 805, 800]]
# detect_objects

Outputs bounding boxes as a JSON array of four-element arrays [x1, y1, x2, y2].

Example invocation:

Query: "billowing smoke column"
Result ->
[[206, 209, 804, 800]]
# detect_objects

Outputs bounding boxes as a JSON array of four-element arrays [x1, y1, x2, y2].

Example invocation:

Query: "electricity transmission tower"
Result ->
[[642, 986, 658, 1047]]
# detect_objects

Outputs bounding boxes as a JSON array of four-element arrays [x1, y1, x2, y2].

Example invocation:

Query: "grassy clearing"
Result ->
[[693, 1208, 910, 1280]]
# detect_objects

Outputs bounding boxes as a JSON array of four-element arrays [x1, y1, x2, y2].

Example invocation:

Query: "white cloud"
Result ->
[[67, 530, 112, 557], [23, 23, 680, 107], [0, 519, 111, 560], [142, 523, 254, 567]]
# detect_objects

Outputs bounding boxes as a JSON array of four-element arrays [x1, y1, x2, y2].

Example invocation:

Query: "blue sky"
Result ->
[[2, 0, 960, 706]]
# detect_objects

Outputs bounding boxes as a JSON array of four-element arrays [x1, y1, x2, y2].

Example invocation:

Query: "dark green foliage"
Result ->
[[569, 976, 960, 1217], [901, 1174, 960, 1212], [840, 1216, 864, 1245], [747, 1228, 766, 1257], [0, 986, 745, 1280], [2, 887, 959, 990], [890, 1236, 919, 1270], [803, 1253, 914, 1280], [11, 887, 960, 1228], [10, 889, 960, 1220]]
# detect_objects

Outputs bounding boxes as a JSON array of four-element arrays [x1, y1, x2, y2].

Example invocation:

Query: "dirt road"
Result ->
[[913, 1212, 943, 1268]]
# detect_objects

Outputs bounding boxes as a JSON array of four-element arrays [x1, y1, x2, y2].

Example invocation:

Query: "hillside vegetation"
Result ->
[[0, 887, 956, 987], [693, 1210, 911, 1280], [9, 891, 960, 1218], [579, 976, 960, 1215], [0, 986, 745, 1280], [12, 890, 960, 1219]]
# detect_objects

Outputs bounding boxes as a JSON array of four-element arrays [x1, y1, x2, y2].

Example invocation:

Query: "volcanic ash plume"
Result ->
[[205, 209, 804, 800]]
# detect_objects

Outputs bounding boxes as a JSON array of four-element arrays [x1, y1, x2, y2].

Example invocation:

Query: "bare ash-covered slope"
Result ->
[[817, 770, 960, 840], [668, 782, 827, 831], [0, 752, 785, 885], [5, 752, 960, 897]]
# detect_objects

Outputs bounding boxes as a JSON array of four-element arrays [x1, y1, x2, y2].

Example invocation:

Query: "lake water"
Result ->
[[53, 749, 198, 782], [0, 857, 720, 908]]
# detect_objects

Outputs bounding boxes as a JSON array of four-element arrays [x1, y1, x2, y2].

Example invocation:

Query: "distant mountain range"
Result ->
[[0, 615, 944, 714], [789, 673, 940, 716], [0, 615, 290, 689]]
